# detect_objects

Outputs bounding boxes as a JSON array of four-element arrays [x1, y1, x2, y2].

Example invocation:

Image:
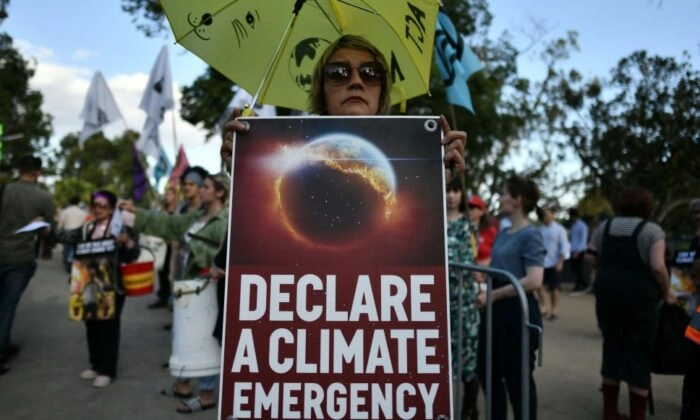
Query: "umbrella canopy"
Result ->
[[161, 0, 440, 111]]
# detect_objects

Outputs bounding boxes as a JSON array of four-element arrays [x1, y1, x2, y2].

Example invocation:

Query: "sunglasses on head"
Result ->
[[323, 62, 385, 87]]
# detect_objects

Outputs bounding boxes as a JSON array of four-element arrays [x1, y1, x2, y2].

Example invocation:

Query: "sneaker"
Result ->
[[93, 375, 112, 388], [80, 369, 98, 380]]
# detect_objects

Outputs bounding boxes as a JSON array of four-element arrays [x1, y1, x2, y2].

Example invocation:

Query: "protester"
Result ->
[[119, 171, 229, 414], [568, 208, 590, 294], [446, 176, 480, 420], [475, 175, 545, 420], [57, 190, 140, 387], [0, 155, 55, 375], [536, 206, 570, 321], [587, 187, 675, 420], [468, 194, 497, 267], [681, 198, 700, 420], [57, 195, 88, 273]]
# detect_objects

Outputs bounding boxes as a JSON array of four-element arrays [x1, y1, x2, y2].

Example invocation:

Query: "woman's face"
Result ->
[[468, 205, 484, 222], [323, 48, 382, 116], [498, 189, 518, 216], [199, 178, 219, 205], [446, 188, 462, 212], [91, 197, 113, 221]]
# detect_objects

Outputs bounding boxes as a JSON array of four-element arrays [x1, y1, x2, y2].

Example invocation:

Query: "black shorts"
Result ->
[[543, 267, 561, 291]]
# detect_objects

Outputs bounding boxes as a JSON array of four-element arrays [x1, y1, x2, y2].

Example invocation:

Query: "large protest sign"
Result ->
[[69, 238, 118, 321], [221, 116, 452, 419]]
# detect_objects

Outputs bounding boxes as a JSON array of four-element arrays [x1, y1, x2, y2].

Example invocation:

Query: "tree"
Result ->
[[0, 31, 53, 174], [556, 51, 700, 230], [52, 130, 154, 206]]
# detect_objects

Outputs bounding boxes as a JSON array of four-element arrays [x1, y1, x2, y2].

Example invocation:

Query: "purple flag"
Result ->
[[131, 145, 149, 202]]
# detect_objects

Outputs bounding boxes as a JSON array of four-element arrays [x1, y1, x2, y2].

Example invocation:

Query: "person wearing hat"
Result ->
[[468, 195, 498, 268], [119, 171, 229, 413]]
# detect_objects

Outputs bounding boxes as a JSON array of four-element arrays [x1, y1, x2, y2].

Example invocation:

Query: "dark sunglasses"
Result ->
[[91, 202, 110, 209], [323, 62, 385, 87]]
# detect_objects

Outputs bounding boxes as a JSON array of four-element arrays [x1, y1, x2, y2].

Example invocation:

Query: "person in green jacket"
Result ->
[[120, 171, 229, 414]]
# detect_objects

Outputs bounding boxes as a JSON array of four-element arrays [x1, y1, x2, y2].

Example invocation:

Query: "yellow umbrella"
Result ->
[[161, 0, 440, 112]]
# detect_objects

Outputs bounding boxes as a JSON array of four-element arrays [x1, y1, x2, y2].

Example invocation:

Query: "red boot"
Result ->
[[629, 392, 647, 420], [602, 383, 622, 420]]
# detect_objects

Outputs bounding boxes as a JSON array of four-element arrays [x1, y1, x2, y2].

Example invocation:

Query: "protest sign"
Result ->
[[69, 238, 118, 321], [220, 117, 452, 419]]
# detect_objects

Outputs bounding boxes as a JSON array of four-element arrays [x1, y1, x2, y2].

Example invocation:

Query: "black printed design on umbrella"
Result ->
[[187, 12, 214, 41]]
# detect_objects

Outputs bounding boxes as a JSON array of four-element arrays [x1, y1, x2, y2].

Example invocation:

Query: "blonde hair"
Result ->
[[308, 35, 392, 115]]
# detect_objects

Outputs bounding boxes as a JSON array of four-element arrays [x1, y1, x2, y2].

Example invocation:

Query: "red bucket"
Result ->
[[121, 261, 155, 297]]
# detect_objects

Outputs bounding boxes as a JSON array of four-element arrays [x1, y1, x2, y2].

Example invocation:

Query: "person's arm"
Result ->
[[556, 225, 570, 272], [648, 238, 676, 304], [116, 226, 140, 264]]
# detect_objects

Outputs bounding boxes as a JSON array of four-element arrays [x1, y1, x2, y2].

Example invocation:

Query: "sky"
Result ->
[[3, 0, 699, 191]]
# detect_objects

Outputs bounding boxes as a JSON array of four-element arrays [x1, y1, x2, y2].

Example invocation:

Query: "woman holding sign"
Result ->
[[57, 190, 140, 388]]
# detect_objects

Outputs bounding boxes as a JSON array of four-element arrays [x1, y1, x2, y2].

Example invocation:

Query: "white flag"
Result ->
[[78, 72, 123, 145], [136, 46, 174, 158], [137, 117, 162, 159]]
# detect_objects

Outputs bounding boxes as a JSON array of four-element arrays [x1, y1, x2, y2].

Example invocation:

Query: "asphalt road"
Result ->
[[0, 250, 684, 419]]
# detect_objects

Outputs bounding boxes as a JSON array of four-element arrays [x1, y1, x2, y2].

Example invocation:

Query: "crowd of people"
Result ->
[[0, 34, 698, 420]]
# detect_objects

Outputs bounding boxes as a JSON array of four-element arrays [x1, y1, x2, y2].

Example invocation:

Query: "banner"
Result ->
[[434, 10, 485, 114], [221, 116, 452, 419], [168, 145, 189, 189], [136, 45, 174, 158], [69, 238, 118, 321], [78, 71, 123, 145]]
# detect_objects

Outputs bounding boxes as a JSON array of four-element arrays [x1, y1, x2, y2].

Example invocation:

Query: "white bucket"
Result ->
[[169, 279, 221, 378]]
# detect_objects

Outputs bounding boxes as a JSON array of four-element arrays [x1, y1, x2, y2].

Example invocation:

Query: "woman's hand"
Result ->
[[208, 265, 226, 282], [117, 199, 137, 213], [663, 290, 677, 305], [221, 108, 251, 173], [475, 290, 487, 309], [439, 115, 466, 184]]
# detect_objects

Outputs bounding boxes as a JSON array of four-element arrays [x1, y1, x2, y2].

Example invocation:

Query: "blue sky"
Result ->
[[3, 0, 699, 185]]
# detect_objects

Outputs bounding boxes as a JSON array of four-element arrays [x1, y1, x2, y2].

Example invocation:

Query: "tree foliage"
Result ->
[[555, 51, 700, 230], [0, 32, 53, 174], [52, 130, 154, 207]]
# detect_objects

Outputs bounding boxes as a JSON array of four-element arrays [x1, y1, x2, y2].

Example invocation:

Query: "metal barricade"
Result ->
[[449, 263, 543, 420]]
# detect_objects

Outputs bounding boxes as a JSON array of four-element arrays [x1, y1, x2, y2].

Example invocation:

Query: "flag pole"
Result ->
[[170, 110, 178, 151]]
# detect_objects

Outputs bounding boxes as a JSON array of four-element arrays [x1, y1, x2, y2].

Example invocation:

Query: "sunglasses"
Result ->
[[323, 62, 385, 87], [92, 202, 110, 209]]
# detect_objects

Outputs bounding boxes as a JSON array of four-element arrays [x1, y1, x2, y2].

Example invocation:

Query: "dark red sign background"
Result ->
[[221, 117, 452, 419]]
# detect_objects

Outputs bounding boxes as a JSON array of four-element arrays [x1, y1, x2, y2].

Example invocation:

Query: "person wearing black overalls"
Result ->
[[587, 187, 676, 420]]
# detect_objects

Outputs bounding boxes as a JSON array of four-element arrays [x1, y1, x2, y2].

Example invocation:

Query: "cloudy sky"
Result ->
[[3, 0, 699, 183]]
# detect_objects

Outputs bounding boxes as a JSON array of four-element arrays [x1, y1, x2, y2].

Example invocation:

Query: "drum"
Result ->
[[169, 279, 221, 378], [120, 261, 155, 296]]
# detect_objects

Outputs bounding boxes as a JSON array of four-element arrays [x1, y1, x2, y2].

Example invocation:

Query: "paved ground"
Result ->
[[0, 250, 685, 419]]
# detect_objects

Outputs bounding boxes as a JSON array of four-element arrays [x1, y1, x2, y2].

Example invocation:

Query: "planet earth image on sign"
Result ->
[[275, 133, 396, 249], [289, 37, 332, 93]]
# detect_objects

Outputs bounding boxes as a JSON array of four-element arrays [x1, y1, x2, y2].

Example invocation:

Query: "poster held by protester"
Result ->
[[69, 238, 118, 321], [221, 117, 452, 419]]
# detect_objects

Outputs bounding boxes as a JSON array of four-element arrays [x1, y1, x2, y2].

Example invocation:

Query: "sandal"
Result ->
[[176, 396, 216, 413], [161, 385, 193, 399]]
